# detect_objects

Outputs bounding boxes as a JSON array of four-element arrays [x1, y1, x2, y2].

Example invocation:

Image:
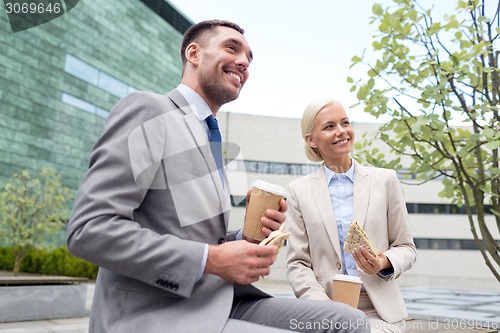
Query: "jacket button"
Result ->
[[218, 237, 226, 244], [336, 262, 342, 270]]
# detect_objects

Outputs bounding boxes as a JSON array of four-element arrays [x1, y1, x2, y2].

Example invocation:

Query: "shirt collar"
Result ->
[[176, 84, 213, 122], [324, 160, 355, 184]]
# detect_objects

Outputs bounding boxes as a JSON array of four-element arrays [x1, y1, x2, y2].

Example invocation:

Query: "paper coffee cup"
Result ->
[[242, 180, 287, 243], [331, 274, 362, 308]]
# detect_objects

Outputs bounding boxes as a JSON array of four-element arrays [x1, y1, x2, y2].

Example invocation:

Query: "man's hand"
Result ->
[[246, 189, 288, 238], [205, 240, 278, 284], [260, 198, 287, 237]]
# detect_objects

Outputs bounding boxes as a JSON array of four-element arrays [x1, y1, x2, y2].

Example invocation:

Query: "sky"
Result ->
[[167, 1, 490, 124], [167, 0, 383, 122]]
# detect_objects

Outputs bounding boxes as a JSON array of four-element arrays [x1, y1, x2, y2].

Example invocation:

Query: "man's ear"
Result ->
[[185, 42, 200, 66]]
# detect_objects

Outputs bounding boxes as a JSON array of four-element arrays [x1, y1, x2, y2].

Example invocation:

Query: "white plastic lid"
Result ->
[[253, 180, 287, 197], [333, 274, 362, 284]]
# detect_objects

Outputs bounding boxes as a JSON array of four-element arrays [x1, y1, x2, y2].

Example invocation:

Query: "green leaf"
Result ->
[[486, 140, 500, 149], [483, 127, 495, 138], [368, 69, 377, 77], [367, 78, 375, 90], [408, 9, 418, 22], [478, 16, 490, 23], [351, 55, 362, 63], [357, 86, 369, 100], [428, 22, 442, 35], [372, 3, 383, 15]]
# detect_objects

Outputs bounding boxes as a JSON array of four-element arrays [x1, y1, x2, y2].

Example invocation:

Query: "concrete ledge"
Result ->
[[0, 283, 87, 322], [0, 275, 88, 286]]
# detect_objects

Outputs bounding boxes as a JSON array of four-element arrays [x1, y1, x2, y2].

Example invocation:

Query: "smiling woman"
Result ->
[[303, 99, 354, 173], [286, 98, 417, 333]]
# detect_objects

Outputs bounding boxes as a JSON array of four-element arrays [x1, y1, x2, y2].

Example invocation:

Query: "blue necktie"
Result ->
[[205, 115, 224, 183]]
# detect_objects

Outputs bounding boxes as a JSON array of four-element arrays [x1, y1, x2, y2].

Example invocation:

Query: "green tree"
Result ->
[[0, 168, 72, 274], [349, 0, 500, 280]]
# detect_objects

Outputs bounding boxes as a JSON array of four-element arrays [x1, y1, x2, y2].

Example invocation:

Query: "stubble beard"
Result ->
[[200, 71, 240, 108]]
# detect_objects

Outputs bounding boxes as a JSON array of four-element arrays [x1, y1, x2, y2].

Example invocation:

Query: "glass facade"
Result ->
[[0, 0, 188, 192]]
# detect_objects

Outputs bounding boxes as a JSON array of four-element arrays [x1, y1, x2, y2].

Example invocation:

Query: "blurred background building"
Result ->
[[0, 0, 498, 290], [0, 0, 189, 190], [219, 113, 500, 291]]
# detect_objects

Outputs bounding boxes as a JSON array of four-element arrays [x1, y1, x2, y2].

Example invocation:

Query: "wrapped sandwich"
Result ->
[[259, 224, 289, 249], [344, 221, 380, 258]]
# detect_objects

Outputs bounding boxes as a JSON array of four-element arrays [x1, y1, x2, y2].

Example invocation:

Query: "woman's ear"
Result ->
[[305, 134, 316, 148]]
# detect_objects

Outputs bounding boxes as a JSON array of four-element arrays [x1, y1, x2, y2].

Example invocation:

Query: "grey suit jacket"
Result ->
[[67, 89, 266, 333], [285, 160, 417, 323]]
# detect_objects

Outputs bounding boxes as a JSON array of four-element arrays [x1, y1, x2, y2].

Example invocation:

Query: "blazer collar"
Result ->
[[312, 165, 343, 259], [167, 89, 210, 157], [352, 159, 370, 229]]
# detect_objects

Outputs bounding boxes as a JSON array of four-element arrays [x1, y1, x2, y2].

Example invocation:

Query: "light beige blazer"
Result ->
[[286, 160, 417, 323]]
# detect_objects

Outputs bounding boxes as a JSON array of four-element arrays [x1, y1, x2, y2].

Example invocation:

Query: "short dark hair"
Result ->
[[180, 20, 245, 64]]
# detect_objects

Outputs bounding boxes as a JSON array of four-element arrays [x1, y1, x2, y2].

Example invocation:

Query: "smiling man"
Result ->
[[67, 20, 369, 333]]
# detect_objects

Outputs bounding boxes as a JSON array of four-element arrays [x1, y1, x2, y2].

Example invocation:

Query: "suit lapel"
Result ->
[[353, 160, 370, 229], [312, 167, 343, 259], [167, 90, 211, 161], [166, 89, 230, 226]]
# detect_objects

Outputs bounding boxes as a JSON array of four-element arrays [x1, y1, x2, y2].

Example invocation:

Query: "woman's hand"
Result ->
[[351, 246, 392, 275]]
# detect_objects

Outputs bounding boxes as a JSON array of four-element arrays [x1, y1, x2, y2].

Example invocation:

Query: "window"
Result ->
[[63, 54, 139, 118], [244, 160, 259, 173], [268, 163, 287, 175], [62, 93, 109, 119], [430, 239, 449, 249], [64, 54, 98, 85], [98, 72, 129, 98], [233, 159, 319, 176], [408, 203, 492, 215], [449, 239, 461, 250], [414, 238, 499, 250], [63, 54, 138, 116], [288, 164, 302, 175], [462, 240, 480, 250], [231, 195, 246, 207], [300, 164, 319, 175], [414, 238, 430, 249], [62, 93, 95, 114], [96, 107, 110, 119], [406, 203, 417, 214]]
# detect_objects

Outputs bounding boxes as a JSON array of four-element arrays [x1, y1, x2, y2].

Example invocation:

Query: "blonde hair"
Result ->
[[301, 98, 343, 162]]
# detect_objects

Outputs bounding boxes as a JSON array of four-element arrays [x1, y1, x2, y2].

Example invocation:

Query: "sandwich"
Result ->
[[259, 224, 290, 249], [343, 221, 380, 258]]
